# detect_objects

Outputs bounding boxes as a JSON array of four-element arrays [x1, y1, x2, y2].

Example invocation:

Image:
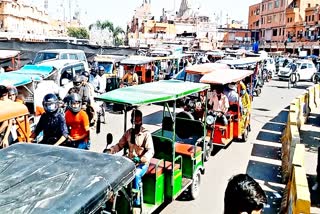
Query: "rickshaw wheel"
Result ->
[[256, 88, 261, 96], [189, 171, 201, 200], [241, 127, 249, 142]]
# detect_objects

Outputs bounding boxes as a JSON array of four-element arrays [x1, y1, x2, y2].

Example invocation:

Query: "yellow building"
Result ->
[[0, 0, 49, 35]]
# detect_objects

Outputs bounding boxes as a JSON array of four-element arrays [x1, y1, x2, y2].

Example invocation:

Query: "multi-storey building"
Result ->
[[0, 0, 49, 35], [248, 0, 320, 42]]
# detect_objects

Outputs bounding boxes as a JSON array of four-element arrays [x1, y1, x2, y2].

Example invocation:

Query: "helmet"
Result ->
[[7, 85, 18, 96], [82, 71, 90, 78], [43, 93, 59, 113], [98, 66, 105, 71], [73, 75, 82, 88], [68, 93, 82, 113]]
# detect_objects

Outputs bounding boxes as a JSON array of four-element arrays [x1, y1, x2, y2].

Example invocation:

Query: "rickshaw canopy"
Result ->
[[96, 80, 210, 106], [185, 63, 230, 75], [94, 55, 126, 63], [217, 57, 262, 67], [120, 56, 154, 65], [153, 53, 192, 61], [0, 143, 135, 213], [0, 50, 20, 60], [200, 69, 253, 85], [0, 101, 29, 122], [0, 65, 55, 86]]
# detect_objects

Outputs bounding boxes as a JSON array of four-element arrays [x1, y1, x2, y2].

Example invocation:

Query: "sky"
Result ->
[[34, 0, 261, 28]]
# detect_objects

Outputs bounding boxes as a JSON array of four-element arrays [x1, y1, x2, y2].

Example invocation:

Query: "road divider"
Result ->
[[280, 84, 319, 213]]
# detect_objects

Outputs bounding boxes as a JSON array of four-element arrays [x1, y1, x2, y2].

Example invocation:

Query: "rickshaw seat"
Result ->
[[162, 161, 181, 171], [175, 142, 202, 157], [146, 158, 164, 175]]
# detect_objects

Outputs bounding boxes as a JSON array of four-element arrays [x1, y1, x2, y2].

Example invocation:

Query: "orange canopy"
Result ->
[[0, 101, 29, 122], [185, 63, 230, 75], [200, 69, 253, 85]]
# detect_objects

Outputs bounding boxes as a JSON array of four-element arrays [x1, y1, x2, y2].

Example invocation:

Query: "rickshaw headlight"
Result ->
[[206, 115, 215, 125]]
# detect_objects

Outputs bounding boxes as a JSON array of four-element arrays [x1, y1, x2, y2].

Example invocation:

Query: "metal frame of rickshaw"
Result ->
[[94, 54, 126, 77], [0, 101, 31, 143], [120, 56, 155, 84], [95, 80, 210, 213], [200, 68, 254, 146], [0, 50, 21, 72]]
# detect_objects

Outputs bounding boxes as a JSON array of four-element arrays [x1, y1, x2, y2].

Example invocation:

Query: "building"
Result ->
[[248, 0, 320, 43], [0, 0, 49, 37]]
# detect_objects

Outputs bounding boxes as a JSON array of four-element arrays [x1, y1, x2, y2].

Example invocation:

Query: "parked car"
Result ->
[[278, 60, 317, 82], [32, 49, 89, 71]]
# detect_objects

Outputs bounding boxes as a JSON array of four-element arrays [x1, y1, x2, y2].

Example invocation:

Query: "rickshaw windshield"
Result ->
[[98, 62, 113, 74]]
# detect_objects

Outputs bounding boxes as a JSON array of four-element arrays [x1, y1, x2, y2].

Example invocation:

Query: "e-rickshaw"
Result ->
[[0, 143, 136, 213], [0, 50, 21, 72], [120, 56, 155, 84], [0, 100, 31, 144], [96, 80, 210, 213], [200, 68, 254, 146], [94, 55, 126, 92]]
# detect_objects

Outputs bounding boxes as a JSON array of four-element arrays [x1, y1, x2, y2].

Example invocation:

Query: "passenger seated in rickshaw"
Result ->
[[223, 83, 242, 114], [105, 110, 154, 206], [121, 67, 139, 86], [208, 85, 229, 126]]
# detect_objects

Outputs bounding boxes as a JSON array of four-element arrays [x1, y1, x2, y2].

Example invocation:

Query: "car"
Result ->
[[32, 49, 89, 71], [278, 60, 317, 82]]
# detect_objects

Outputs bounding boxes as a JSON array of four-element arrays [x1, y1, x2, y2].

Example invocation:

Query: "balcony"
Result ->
[[286, 7, 299, 15]]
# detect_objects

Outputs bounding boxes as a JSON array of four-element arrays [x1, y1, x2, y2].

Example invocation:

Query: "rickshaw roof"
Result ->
[[96, 80, 210, 106], [217, 57, 262, 66], [120, 56, 154, 65], [0, 101, 29, 122], [0, 50, 20, 59], [185, 63, 230, 75], [0, 144, 135, 213], [94, 55, 126, 63], [0, 65, 55, 86], [200, 69, 253, 85], [153, 53, 191, 61]]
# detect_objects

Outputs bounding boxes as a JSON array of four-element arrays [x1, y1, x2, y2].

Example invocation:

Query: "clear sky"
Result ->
[[45, 0, 261, 28]]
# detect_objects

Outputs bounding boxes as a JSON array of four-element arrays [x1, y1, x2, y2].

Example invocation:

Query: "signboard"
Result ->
[[299, 50, 307, 57]]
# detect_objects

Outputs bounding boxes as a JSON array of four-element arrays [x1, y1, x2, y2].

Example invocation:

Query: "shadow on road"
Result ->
[[246, 108, 289, 213], [143, 110, 163, 125]]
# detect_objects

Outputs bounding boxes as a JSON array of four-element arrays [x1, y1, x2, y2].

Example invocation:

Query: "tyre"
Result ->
[[189, 171, 201, 200], [176, 111, 194, 120], [311, 74, 317, 83], [296, 74, 300, 82], [255, 87, 261, 97]]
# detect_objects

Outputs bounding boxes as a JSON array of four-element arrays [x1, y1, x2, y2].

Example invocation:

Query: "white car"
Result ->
[[278, 60, 317, 82]]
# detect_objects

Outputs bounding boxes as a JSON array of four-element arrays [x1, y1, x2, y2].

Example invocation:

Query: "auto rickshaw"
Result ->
[[0, 50, 21, 72], [120, 56, 155, 84], [0, 143, 136, 213], [94, 55, 126, 91], [200, 68, 254, 146], [96, 80, 210, 213], [0, 100, 31, 144]]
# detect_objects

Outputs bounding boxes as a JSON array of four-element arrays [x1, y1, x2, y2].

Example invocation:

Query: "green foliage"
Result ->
[[67, 27, 89, 39], [89, 20, 125, 46]]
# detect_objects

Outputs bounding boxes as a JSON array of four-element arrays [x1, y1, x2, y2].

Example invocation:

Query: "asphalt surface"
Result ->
[[90, 78, 314, 214]]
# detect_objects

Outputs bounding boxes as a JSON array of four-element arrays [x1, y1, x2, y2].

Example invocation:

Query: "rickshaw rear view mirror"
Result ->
[[106, 133, 113, 146]]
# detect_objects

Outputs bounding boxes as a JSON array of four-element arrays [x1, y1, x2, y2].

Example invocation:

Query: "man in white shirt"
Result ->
[[208, 86, 229, 125]]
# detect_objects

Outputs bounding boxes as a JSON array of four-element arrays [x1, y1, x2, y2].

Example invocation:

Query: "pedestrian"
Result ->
[[224, 174, 267, 214]]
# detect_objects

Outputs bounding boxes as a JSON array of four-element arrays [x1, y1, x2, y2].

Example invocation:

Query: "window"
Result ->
[[267, 16, 272, 23], [69, 54, 78, 60], [301, 64, 307, 69], [262, 4, 265, 11], [60, 53, 68, 59], [279, 28, 282, 35], [290, 17, 293, 22], [273, 14, 277, 22], [268, 2, 273, 10], [281, 0, 284, 7], [274, 0, 279, 8], [287, 18, 290, 23], [60, 68, 73, 86], [308, 63, 314, 68], [273, 29, 278, 36], [73, 64, 85, 75], [261, 18, 264, 24], [256, 20, 259, 27], [312, 15, 314, 21]]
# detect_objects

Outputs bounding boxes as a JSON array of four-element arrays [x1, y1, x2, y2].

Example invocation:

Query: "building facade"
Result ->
[[0, 0, 49, 36], [248, 0, 320, 42]]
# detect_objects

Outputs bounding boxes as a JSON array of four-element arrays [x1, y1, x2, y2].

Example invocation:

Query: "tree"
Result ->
[[89, 20, 125, 46], [67, 27, 89, 39]]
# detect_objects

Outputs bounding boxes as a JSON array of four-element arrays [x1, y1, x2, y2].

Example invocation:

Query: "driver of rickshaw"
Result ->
[[106, 109, 154, 206], [122, 67, 139, 85], [208, 85, 229, 126], [224, 83, 243, 113]]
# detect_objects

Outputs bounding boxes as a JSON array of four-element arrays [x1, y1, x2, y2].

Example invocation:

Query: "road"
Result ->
[[90, 79, 314, 214]]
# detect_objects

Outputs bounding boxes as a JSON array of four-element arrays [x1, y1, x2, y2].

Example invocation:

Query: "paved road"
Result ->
[[90, 79, 314, 214]]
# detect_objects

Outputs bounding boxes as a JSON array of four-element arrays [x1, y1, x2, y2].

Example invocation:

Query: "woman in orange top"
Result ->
[[62, 93, 90, 150]]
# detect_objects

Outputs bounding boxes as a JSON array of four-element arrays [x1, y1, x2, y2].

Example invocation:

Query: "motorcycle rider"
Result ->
[[60, 93, 90, 150], [31, 93, 68, 145]]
